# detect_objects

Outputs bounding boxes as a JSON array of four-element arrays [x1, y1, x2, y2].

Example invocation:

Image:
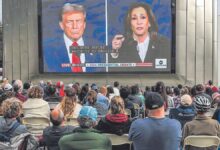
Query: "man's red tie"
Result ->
[[72, 41, 82, 72]]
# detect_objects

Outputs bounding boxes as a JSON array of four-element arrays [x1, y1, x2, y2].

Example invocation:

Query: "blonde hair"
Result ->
[[109, 96, 126, 114], [60, 95, 77, 119]]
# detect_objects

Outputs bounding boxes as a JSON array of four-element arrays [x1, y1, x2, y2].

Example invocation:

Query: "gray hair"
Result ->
[[77, 116, 96, 128], [59, 3, 86, 21]]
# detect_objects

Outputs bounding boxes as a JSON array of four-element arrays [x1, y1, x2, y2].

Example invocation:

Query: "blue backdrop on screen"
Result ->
[[41, 0, 172, 73], [107, 0, 171, 43]]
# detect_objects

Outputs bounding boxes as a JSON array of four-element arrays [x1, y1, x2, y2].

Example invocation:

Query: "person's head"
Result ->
[[23, 82, 31, 90], [120, 86, 131, 99], [126, 3, 158, 40], [59, 3, 86, 42], [194, 94, 211, 114], [131, 85, 139, 95], [113, 81, 119, 88], [195, 84, 205, 94], [50, 109, 64, 126], [109, 96, 126, 114], [13, 80, 23, 93], [3, 83, 13, 92], [180, 94, 192, 106], [61, 87, 77, 117], [77, 106, 97, 128], [28, 86, 44, 99], [99, 86, 107, 96], [2, 97, 22, 118], [212, 92, 220, 104], [86, 90, 97, 105], [144, 92, 165, 117], [180, 87, 189, 96], [47, 84, 57, 96]]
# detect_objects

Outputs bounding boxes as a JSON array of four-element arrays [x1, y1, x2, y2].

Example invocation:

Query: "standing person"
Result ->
[[129, 92, 182, 150], [59, 106, 111, 150], [182, 94, 220, 150], [110, 2, 170, 72], [44, 3, 105, 72]]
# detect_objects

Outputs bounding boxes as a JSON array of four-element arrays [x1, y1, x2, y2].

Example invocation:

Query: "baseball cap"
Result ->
[[4, 83, 13, 91], [145, 92, 164, 110], [79, 106, 97, 121]]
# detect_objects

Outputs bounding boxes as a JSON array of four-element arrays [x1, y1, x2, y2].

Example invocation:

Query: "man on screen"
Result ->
[[109, 3, 170, 72], [44, 3, 105, 73]]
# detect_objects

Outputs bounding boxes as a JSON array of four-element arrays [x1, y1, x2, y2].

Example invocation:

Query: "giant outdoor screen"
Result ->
[[40, 0, 173, 73]]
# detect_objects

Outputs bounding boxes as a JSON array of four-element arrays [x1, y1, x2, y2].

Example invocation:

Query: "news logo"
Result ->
[[155, 59, 167, 69]]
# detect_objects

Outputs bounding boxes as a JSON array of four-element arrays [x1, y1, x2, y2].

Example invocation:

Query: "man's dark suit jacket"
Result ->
[[109, 35, 171, 72], [43, 35, 106, 73]]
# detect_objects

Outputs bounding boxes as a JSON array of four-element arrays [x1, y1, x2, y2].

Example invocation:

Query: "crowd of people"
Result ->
[[0, 78, 220, 150]]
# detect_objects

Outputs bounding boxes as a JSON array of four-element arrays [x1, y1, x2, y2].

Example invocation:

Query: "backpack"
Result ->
[[0, 121, 20, 142]]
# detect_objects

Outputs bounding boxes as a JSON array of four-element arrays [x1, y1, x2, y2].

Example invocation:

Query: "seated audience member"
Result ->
[[56, 87, 82, 120], [169, 94, 196, 128], [120, 86, 136, 117], [22, 81, 31, 97], [0, 98, 28, 140], [0, 91, 14, 115], [173, 87, 181, 108], [22, 85, 50, 119], [106, 86, 116, 101], [97, 86, 110, 109], [155, 81, 168, 111], [129, 92, 182, 150], [84, 90, 108, 116], [113, 81, 120, 96], [44, 84, 61, 102], [96, 96, 132, 135], [212, 92, 220, 122], [78, 84, 89, 103], [127, 85, 143, 107], [13, 79, 27, 102], [59, 106, 111, 150], [43, 109, 75, 150], [182, 94, 220, 149]]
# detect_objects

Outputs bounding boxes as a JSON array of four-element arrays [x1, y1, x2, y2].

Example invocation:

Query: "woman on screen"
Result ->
[[110, 3, 170, 71]]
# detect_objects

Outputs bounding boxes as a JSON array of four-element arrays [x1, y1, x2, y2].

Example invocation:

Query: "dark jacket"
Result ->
[[109, 35, 170, 72], [43, 125, 75, 150], [96, 114, 132, 136], [169, 105, 196, 128], [127, 95, 143, 107], [58, 127, 111, 150]]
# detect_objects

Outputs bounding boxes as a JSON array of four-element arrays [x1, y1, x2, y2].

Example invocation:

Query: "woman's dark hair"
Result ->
[[195, 84, 204, 94], [120, 86, 131, 99], [86, 90, 97, 105], [107, 86, 114, 98], [23, 82, 31, 90], [79, 84, 89, 102], [131, 85, 139, 95], [173, 87, 180, 96], [155, 81, 168, 110], [125, 3, 158, 39], [166, 86, 173, 95]]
